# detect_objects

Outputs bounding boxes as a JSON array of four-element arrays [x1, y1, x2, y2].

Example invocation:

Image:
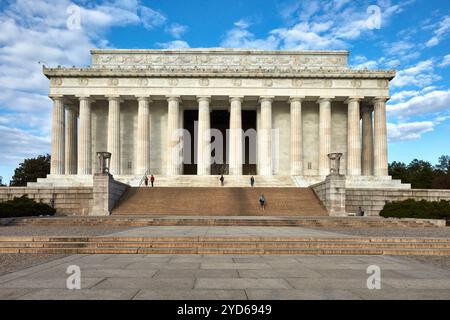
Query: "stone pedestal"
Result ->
[[92, 173, 128, 216], [325, 174, 346, 216]]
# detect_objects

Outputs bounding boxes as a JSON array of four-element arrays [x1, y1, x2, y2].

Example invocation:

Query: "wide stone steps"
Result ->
[[112, 187, 328, 216], [1, 236, 450, 255], [8, 216, 444, 228]]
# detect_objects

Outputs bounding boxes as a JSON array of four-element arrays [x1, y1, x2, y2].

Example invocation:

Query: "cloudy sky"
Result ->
[[0, 0, 449, 183]]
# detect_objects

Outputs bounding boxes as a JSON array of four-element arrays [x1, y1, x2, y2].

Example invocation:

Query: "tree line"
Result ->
[[389, 155, 450, 189]]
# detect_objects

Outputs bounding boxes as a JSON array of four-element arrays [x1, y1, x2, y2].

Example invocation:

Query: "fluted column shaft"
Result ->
[[107, 96, 121, 175], [361, 106, 374, 176], [259, 96, 273, 176], [167, 96, 181, 175], [318, 97, 333, 176], [77, 97, 92, 175], [65, 107, 77, 174], [346, 97, 362, 176], [229, 96, 243, 175], [197, 96, 211, 175], [373, 98, 388, 176], [290, 97, 303, 175], [178, 105, 184, 174], [136, 97, 151, 175], [50, 96, 65, 175]]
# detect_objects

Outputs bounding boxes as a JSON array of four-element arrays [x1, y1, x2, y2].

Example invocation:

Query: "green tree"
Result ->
[[388, 161, 408, 181], [406, 159, 435, 189], [10, 154, 51, 186], [435, 155, 450, 174]]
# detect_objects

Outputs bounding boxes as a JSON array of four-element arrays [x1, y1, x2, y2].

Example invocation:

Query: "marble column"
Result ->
[[178, 104, 184, 174], [136, 96, 151, 175], [318, 97, 333, 176], [361, 105, 374, 176], [346, 97, 362, 176], [167, 96, 181, 175], [229, 96, 243, 175], [373, 97, 388, 176], [197, 96, 211, 175], [258, 96, 273, 176], [77, 96, 93, 175], [290, 97, 303, 176], [107, 96, 121, 175], [65, 106, 78, 175], [50, 96, 65, 175]]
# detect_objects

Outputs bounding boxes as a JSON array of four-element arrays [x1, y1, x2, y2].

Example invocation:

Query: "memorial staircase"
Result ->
[[111, 187, 328, 216]]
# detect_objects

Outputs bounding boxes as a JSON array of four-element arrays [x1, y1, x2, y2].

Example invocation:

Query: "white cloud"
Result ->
[[388, 89, 450, 118], [156, 40, 190, 49], [387, 121, 434, 142], [390, 59, 440, 88], [166, 23, 188, 39], [439, 54, 450, 68], [220, 20, 279, 49], [425, 15, 450, 47], [221, 1, 409, 51]]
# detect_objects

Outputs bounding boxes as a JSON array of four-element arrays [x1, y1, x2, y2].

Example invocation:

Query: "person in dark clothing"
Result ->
[[220, 174, 224, 186], [357, 206, 365, 216], [259, 194, 266, 210], [150, 174, 155, 187], [144, 176, 149, 187], [250, 176, 255, 187]]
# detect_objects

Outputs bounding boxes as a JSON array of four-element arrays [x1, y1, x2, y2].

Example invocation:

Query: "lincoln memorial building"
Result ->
[[39, 48, 401, 188]]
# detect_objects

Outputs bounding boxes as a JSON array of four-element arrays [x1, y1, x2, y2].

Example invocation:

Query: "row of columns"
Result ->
[[50, 95, 388, 177]]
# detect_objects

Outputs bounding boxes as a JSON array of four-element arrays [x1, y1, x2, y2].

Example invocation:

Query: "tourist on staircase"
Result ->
[[150, 174, 155, 187], [259, 194, 266, 210], [220, 174, 224, 186], [144, 175, 149, 187], [250, 176, 255, 187]]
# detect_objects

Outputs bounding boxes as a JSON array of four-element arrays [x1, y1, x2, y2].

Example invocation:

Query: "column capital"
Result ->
[[167, 95, 181, 103], [76, 95, 95, 103], [372, 97, 389, 104], [49, 94, 64, 102], [135, 95, 152, 102], [229, 96, 244, 103], [289, 96, 305, 103], [197, 96, 211, 103], [316, 96, 335, 104], [259, 96, 274, 103], [345, 96, 364, 104], [360, 104, 374, 113], [106, 95, 124, 103]]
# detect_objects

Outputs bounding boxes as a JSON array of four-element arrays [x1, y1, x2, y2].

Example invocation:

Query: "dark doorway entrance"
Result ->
[[183, 110, 198, 174], [210, 110, 229, 175], [243, 110, 257, 175]]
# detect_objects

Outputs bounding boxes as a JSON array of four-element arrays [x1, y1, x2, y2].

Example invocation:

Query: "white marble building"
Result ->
[[41, 48, 398, 187]]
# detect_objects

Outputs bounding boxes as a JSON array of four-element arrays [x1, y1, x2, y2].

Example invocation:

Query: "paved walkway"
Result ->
[[1, 226, 449, 300], [107, 226, 351, 238]]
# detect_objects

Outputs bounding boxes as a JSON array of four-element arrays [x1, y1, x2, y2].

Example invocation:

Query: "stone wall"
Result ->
[[311, 175, 346, 216], [346, 188, 450, 216], [0, 187, 93, 216], [92, 174, 129, 216]]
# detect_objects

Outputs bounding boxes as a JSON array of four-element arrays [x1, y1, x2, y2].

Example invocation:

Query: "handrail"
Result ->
[[138, 170, 150, 187]]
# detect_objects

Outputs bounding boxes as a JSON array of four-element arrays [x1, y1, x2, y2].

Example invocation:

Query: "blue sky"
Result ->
[[0, 0, 449, 183]]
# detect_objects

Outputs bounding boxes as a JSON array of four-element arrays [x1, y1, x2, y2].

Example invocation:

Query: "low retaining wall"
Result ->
[[311, 175, 346, 216], [0, 187, 93, 215], [92, 174, 129, 216], [346, 188, 450, 216]]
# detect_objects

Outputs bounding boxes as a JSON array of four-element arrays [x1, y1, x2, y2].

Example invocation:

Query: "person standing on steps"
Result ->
[[259, 194, 266, 210], [250, 176, 255, 187], [220, 174, 224, 186], [144, 175, 149, 187], [150, 174, 155, 187]]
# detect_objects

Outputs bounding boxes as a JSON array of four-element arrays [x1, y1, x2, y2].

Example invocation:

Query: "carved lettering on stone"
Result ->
[[351, 79, 362, 88], [108, 78, 119, 86], [51, 78, 62, 86], [263, 79, 273, 87], [199, 78, 209, 86], [292, 79, 303, 87], [232, 79, 242, 87], [139, 78, 149, 86], [168, 78, 179, 86], [78, 78, 89, 85]]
